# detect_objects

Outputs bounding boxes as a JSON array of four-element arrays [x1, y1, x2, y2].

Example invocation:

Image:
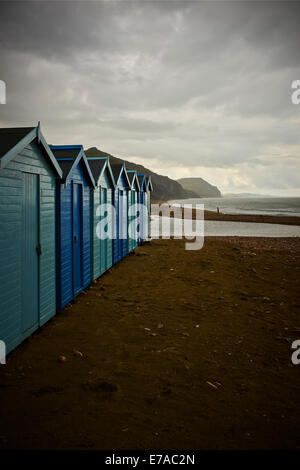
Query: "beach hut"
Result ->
[[0, 125, 62, 354], [111, 163, 131, 264], [127, 170, 140, 253], [50, 145, 95, 309], [145, 175, 153, 239], [137, 174, 147, 243], [87, 156, 115, 280]]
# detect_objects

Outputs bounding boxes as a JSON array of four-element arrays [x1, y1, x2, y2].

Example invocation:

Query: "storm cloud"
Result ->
[[0, 0, 299, 195]]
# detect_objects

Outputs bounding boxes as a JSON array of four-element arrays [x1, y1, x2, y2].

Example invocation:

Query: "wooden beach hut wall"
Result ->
[[137, 174, 147, 243], [50, 145, 95, 309], [111, 163, 131, 264], [127, 170, 140, 253], [87, 156, 115, 280], [0, 125, 62, 354], [146, 176, 153, 240]]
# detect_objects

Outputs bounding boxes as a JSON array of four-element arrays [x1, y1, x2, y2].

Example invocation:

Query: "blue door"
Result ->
[[119, 190, 128, 258], [122, 191, 128, 257], [100, 187, 107, 274], [118, 190, 123, 259], [107, 188, 113, 269], [22, 173, 39, 333], [73, 183, 83, 295], [113, 189, 119, 264], [138, 192, 143, 245], [130, 190, 137, 250]]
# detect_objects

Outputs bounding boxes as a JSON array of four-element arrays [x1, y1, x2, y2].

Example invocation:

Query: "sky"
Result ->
[[0, 0, 300, 196]]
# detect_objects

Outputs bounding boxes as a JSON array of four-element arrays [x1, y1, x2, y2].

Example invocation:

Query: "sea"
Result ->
[[169, 196, 300, 218], [162, 196, 300, 237]]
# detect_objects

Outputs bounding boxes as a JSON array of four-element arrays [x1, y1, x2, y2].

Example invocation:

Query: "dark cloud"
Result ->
[[0, 0, 299, 194]]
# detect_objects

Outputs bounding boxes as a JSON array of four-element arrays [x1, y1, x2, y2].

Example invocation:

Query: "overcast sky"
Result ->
[[0, 0, 300, 195]]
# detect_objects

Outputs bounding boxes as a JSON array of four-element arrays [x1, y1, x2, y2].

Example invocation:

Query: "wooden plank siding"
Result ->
[[106, 188, 113, 269], [113, 172, 129, 264], [56, 160, 92, 309], [128, 189, 138, 252], [91, 166, 114, 280], [113, 188, 120, 265], [92, 185, 101, 280], [0, 140, 57, 354]]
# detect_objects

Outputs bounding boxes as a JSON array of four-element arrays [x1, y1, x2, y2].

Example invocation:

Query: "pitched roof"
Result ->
[[0, 125, 62, 177], [55, 160, 74, 180], [87, 158, 107, 183], [127, 171, 135, 185], [50, 148, 81, 160], [87, 156, 115, 187], [50, 146, 82, 179], [127, 170, 140, 191], [50, 145, 95, 186], [110, 162, 131, 188], [110, 163, 124, 183], [137, 174, 147, 191], [0, 127, 35, 159], [146, 175, 153, 191]]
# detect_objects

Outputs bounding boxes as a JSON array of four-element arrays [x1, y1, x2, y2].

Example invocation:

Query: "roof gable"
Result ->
[[127, 170, 140, 191], [0, 127, 35, 159], [87, 156, 115, 188], [146, 176, 153, 191], [137, 174, 147, 191], [0, 125, 62, 177], [50, 145, 95, 187], [111, 162, 130, 189]]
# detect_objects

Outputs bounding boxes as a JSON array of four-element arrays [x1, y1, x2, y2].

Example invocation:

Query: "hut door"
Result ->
[[133, 191, 137, 247], [123, 192, 128, 255], [73, 183, 83, 295], [138, 192, 143, 244], [22, 173, 39, 333], [101, 187, 107, 273], [118, 190, 123, 257]]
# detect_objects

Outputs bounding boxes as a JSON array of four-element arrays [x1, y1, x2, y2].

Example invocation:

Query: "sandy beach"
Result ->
[[0, 230, 299, 449]]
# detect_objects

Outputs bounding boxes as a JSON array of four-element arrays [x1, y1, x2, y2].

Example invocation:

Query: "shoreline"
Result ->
[[203, 209, 300, 226], [152, 201, 300, 226]]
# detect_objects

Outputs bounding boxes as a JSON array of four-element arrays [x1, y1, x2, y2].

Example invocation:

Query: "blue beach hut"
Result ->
[[0, 125, 62, 354], [127, 170, 140, 253], [145, 176, 153, 239], [87, 156, 115, 280], [50, 145, 95, 309], [111, 163, 131, 264], [137, 174, 147, 243]]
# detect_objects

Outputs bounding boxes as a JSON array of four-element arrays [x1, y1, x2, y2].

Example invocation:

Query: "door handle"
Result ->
[[74, 235, 77, 244], [36, 243, 42, 256]]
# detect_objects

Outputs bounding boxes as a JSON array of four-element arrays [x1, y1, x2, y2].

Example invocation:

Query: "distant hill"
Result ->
[[178, 177, 221, 198], [85, 147, 196, 201]]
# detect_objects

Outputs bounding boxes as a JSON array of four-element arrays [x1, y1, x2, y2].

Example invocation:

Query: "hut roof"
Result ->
[[87, 156, 115, 187], [146, 175, 153, 191], [111, 162, 130, 188], [0, 127, 35, 159], [137, 174, 147, 191], [0, 125, 62, 177], [127, 170, 140, 191], [50, 145, 95, 187]]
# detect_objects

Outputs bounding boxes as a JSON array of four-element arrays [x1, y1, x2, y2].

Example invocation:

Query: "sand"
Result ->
[[0, 236, 299, 449]]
